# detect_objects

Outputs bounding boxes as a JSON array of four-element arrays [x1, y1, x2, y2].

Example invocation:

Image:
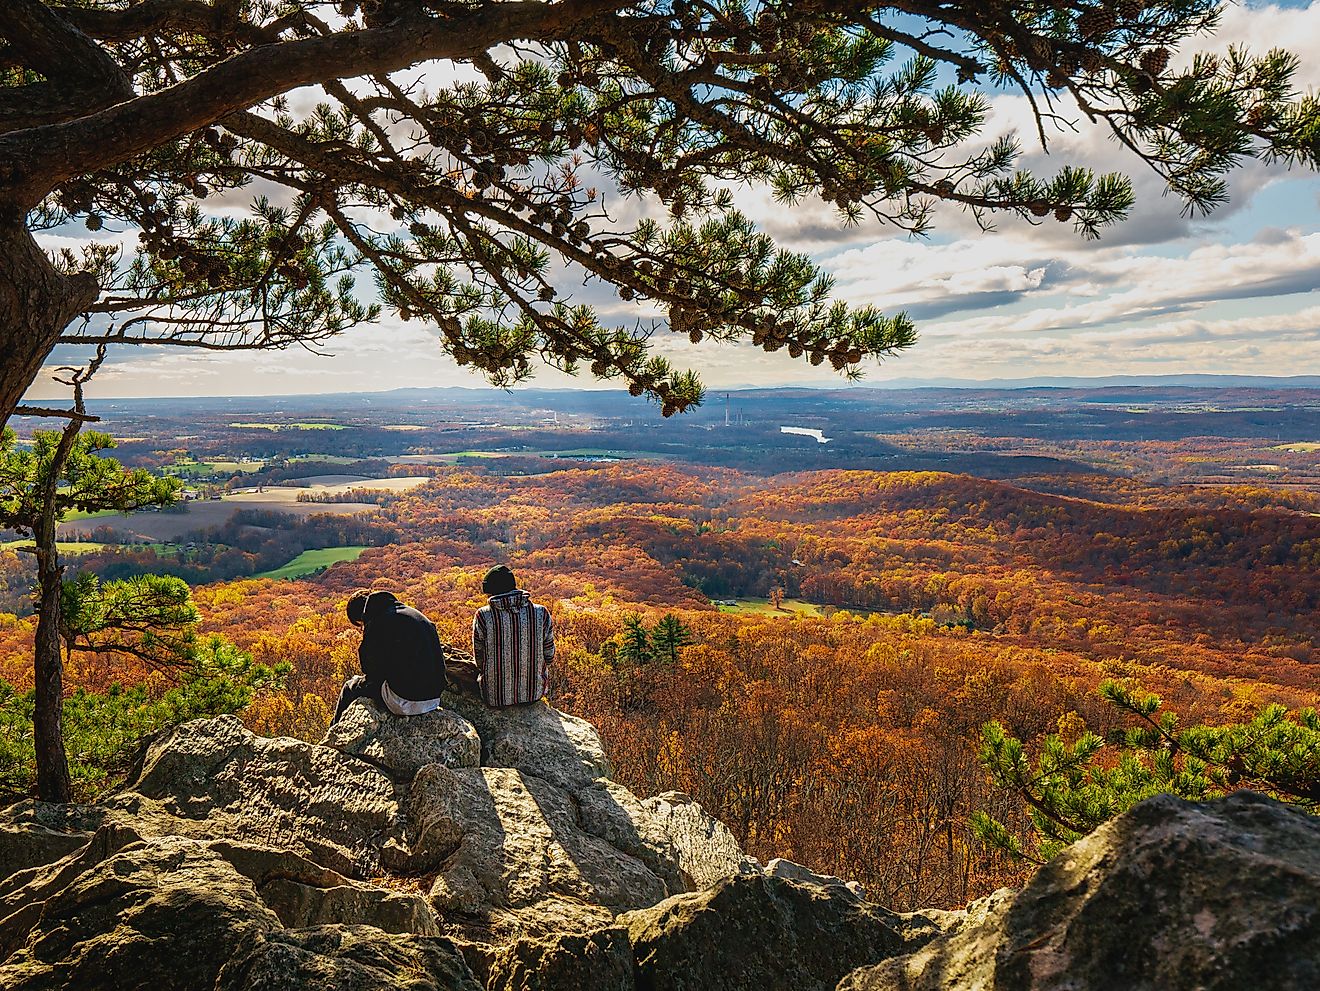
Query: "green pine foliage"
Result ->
[[61, 572, 200, 670], [613, 613, 695, 666], [620, 614, 654, 665], [0, 427, 179, 529], [971, 680, 1320, 863], [651, 614, 696, 665], [0, 635, 287, 801]]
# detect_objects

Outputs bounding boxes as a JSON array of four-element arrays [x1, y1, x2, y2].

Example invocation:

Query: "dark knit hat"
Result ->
[[482, 565, 517, 596], [346, 589, 372, 625]]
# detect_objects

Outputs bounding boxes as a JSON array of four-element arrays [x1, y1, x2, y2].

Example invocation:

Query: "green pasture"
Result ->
[[0, 540, 108, 554], [166, 459, 265, 476], [255, 546, 369, 580], [1273, 442, 1320, 452], [64, 508, 118, 522], [715, 598, 826, 618]]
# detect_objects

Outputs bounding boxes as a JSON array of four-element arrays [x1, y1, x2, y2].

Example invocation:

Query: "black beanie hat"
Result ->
[[482, 565, 517, 596]]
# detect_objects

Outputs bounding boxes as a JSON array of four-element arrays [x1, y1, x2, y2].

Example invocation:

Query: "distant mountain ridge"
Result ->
[[63, 374, 1320, 411]]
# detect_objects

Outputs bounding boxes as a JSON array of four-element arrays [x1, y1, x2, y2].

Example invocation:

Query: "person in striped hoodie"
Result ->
[[462, 565, 555, 708]]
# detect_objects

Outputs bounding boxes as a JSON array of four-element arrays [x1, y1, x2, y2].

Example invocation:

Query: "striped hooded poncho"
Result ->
[[472, 589, 555, 707]]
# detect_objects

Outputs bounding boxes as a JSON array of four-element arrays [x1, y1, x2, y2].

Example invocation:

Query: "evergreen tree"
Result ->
[[971, 680, 1320, 864], [620, 614, 654, 665], [0, 392, 179, 802], [3, 2, 1319, 422], [60, 572, 200, 672], [651, 614, 695, 664], [0, 634, 286, 800]]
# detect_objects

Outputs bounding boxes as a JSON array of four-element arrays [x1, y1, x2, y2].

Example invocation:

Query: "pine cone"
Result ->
[[1139, 47, 1170, 78], [1077, 8, 1118, 39]]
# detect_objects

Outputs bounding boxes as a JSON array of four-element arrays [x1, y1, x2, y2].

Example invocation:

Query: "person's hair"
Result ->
[[482, 565, 517, 596], [346, 589, 372, 626]]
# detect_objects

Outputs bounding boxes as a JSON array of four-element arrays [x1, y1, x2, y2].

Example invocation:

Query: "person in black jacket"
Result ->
[[332, 589, 448, 722]]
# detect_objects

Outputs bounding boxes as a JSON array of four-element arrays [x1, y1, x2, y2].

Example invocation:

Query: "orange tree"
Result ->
[[3, 1, 1318, 422]]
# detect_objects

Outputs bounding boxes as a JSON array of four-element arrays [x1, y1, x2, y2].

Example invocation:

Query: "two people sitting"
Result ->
[[331, 564, 555, 722]]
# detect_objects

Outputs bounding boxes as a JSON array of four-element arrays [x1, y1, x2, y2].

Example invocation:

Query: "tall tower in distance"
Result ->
[[724, 393, 730, 427]]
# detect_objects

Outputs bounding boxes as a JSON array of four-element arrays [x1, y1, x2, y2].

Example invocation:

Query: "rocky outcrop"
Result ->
[[840, 790, 1320, 991], [440, 691, 614, 792], [321, 703, 482, 779], [0, 698, 759, 986], [2, 696, 1317, 991]]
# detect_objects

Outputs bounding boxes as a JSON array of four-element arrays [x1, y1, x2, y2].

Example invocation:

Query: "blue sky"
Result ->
[[27, 1, 1320, 401]]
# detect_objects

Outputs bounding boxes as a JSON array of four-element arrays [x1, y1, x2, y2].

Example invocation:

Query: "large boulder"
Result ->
[[409, 762, 668, 940], [215, 925, 480, 991], [763, 857, 866, 901], [0, 835, 283, 991], [487, 928, 635, 991], [576, 781, 758, 892], [440, 692, 612, 792], [840, 791, 1320, 991], [320, 702, 481, 781], [621, 873, 914, 991], [118, 715, 409, 877]]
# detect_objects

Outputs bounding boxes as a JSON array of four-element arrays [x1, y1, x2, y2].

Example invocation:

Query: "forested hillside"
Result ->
[[4, 461, 1314, 909]]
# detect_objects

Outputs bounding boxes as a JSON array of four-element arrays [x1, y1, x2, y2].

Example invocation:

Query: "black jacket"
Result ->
[[358, 591, 447, 701]]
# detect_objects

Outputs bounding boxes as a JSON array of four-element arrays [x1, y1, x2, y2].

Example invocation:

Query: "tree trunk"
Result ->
[[32, 542, 71, 803], [30, 407, 84, 804], [0, 222, 99, 429]]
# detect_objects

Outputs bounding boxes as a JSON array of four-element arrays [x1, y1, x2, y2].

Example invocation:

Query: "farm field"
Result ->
[[56, 500, 378, 542], [279, 476, 432, 493], [394, 452, 513, 463], [229, 422, 349, 431], [0, 540, 107, 554], [1273, 442, 1320, 452], [165, 459, 266, 476], [64, 509, 119, 522], [54, 477, 429, 542], [255, 546, 369, 580], [715, 598, 827, 617]]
